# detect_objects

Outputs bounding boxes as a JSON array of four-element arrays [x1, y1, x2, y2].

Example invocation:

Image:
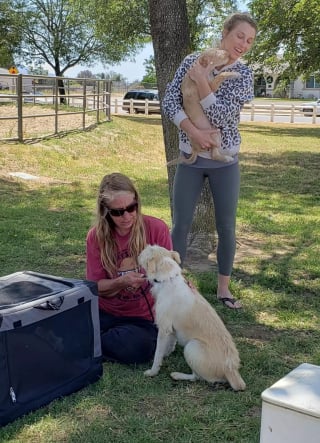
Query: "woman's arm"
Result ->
[[202, 67, 254, 127], [180, 118, 220, 149], [162, 52, 221, 149], [188, 60, 254, 127], [162, 53, 197, 124], [86, 228, 146, 298]]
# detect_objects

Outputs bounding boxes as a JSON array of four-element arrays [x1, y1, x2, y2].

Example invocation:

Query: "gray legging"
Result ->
[[171, 162, 240, 275]]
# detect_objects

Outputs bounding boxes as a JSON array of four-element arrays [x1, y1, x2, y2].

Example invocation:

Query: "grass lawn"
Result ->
[[0, 115, 319, 442]]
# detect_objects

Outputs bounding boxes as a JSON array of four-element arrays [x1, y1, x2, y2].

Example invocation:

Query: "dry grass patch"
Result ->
[[0, 104, 97, 140]]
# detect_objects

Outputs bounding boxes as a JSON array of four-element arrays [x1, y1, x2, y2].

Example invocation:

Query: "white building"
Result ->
[[291, 75, 320, 99]]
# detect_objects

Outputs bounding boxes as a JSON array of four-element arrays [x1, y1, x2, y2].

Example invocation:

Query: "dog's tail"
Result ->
[[167, 153, 197, 167], [224, 368, 246, 391], [166, 157, 180, 166]]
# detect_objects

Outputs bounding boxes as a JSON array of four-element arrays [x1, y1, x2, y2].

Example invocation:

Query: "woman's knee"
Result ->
[[216, 219, 236, 238], [101, 325, 157, 364]]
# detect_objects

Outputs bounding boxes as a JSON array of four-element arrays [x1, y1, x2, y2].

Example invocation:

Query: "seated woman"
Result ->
[[86, 172, 172, 364]]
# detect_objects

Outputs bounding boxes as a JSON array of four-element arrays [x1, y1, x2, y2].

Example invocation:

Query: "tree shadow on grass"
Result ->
[[0, 174, 172, 278], [1, 126, 319, 441], [241, 150, 320, 201], [240, 123, 320, 139]]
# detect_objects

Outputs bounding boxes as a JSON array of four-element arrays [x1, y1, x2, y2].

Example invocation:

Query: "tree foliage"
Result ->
[[86, 0, 149, 62], [76, 69, 126, 81], [10, 0, 106, 76], [0, 1, 22, 67], [4, 0, 150, 77], [140, 0, 237, 84], [2, 0, 239, 80], [76, 70, 95, 79], [187, 0, 238, 51], [141, 56, 157, 85], [88, 0, 238, 73], [248, 0, 320, 78]]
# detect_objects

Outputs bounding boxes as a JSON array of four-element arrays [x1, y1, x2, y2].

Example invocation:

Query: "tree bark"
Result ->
[[148, 0, 190, 211], [148, 0, 216, 259]]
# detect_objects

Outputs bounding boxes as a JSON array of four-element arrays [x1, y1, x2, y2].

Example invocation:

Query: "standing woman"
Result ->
[[86, 173, 172, 364], [162, 12, 257, 309]]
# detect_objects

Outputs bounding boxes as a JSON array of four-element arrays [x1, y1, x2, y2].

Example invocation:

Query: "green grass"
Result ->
[[0, 115, 319, 442]]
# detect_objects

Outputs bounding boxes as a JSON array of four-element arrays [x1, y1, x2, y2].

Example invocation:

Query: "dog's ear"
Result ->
[[199, 54, 209, 68], [171, 251, 181, 265], [146, 257, 157, 275]]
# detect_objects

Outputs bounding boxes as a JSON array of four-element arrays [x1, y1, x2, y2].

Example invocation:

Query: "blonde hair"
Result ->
[[95, 173, 147, 276], [223, 12, 258, 34]]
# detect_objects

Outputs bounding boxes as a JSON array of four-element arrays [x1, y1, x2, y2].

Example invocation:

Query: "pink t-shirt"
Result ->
[[86, 215, 172, 321]]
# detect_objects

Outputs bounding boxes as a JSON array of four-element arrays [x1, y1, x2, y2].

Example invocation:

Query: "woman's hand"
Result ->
[[97, 271, 146, 297], [191, 128, 221, 150], [180, 119, 221, 149], [123, 271, 146, 290]]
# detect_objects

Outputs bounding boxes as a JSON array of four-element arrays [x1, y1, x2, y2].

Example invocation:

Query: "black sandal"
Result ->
[[218, 297, 242, 310]]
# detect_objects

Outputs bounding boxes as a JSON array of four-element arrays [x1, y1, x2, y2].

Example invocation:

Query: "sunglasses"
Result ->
[[107, 201, 138, 217]]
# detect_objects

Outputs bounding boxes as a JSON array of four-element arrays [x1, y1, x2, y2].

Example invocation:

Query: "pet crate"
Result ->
[[0, 271, 103, 427]]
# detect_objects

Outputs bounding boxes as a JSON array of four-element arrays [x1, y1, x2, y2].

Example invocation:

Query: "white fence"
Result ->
[[1, 86, 319, 143], [241, 102, 319, 124], [112, 98, 320, 124], [113, 98, 161, 115]]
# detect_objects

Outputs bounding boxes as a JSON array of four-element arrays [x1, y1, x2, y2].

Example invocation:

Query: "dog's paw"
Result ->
[[224, 155, 234, 162], [170, 371, 198, 381], [170, 371, 180, 380], [144, 368, 159, 377]]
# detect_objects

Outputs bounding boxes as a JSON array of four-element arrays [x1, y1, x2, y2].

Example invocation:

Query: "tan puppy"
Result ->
[[167, 48, 240, 166], [138, 245, 246, 391]]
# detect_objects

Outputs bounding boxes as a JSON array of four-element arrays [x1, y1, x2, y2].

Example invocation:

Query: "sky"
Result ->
[[65, 42, 154, 83], [62, 1, 248, 82]]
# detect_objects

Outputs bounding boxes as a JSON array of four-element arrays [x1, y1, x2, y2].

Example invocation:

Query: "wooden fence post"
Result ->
[[17, 75, 23, 142], [271, 103, 275, 122], [250, 103, 255, 121]]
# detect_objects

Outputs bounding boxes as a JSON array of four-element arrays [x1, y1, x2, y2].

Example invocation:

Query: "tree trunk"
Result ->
[[148, 0, 216, 261], [148, 0, 190, 214], [57, 78, 66, 104], [55, 65, 66, 105]]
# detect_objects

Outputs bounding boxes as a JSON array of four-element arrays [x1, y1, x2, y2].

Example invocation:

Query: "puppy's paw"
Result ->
[[224, 155, 234, 162], [144, 368, 159, 377]]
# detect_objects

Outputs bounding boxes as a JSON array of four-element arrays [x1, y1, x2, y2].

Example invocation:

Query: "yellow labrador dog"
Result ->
[[138, 245, 246, 391], [167, 48, 240, 166]]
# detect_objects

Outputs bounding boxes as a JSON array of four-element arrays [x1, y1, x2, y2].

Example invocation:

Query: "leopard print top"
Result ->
[[162, 52, 254, 159]]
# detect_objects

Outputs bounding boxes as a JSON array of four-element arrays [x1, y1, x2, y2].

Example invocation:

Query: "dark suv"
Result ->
[[122, 89, 160, 114]]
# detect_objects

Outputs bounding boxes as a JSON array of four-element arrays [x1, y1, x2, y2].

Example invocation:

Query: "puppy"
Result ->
[[167, 48, 240, 166], [138, 245, 246, 391]]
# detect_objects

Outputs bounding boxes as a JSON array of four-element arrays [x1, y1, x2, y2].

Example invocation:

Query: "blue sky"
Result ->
[[67, 1, 248, 82], [66, 42, 154, 82]]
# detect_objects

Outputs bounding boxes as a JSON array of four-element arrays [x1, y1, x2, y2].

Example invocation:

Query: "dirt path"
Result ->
[[184, 236, 267, 273]]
